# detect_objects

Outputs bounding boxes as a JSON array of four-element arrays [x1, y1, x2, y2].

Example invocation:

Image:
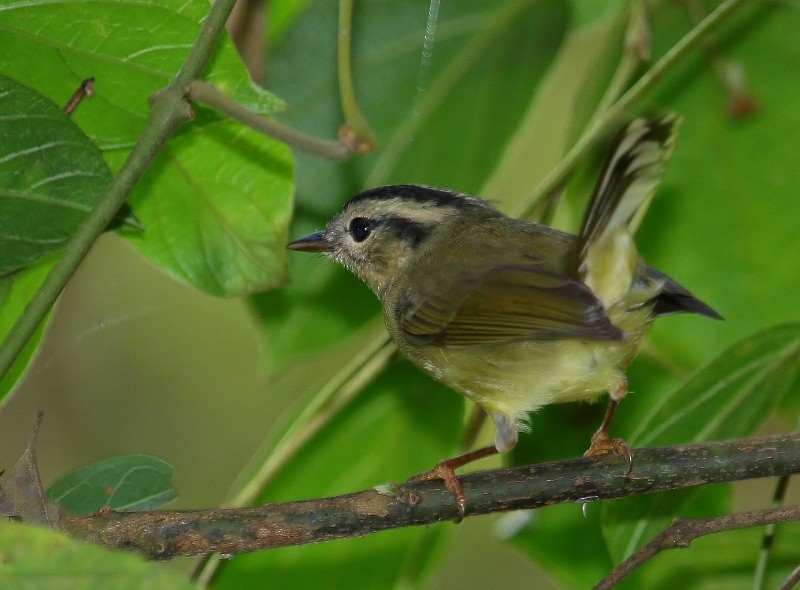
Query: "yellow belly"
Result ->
[[413, 338, 628, 418]]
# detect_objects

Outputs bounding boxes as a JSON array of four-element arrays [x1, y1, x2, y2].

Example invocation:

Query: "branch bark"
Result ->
[[59, 433, 800, 560], [595, 505, 800, 589]]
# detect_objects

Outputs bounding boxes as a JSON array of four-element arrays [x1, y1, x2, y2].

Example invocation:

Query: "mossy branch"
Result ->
[[59, 433, 800, 560]]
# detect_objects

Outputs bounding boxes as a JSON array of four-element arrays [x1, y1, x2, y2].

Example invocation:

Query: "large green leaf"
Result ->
[[0, 75, 112, 276], [122, 121, 293, 296], [0, 522, 197, 590], [267, 0, 570, 214], [0, 0, 294, 297], [0, 0, 282, 151]]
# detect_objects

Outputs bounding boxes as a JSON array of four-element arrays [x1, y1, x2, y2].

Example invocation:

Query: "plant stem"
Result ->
[[0, 0, 239, 383], [187, 81, 352, 160], [516, 0, 747, 219], [337, 0, 376, 150]]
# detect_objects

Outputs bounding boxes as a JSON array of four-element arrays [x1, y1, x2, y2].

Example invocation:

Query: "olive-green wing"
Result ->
[[398, 260, 623, 347]]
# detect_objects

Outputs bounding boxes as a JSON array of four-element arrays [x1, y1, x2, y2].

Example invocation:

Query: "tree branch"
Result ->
[[595, 505, 800, 589], [58, 433, 800, 560]]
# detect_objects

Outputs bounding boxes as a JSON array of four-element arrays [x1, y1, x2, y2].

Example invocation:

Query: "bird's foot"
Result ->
[[408, 444, 499, 523], [584, 430, 633, 476], [409, 460, 467, 522]]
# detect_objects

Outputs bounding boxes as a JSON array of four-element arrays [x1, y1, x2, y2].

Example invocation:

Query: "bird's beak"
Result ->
[[287, 231, 332, 253]]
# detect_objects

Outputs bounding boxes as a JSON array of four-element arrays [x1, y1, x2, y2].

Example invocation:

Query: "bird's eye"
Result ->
[[348, 217, 373, 243]]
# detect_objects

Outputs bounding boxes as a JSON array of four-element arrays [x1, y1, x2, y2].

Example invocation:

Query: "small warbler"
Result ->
[[288, 114, 720, 518]]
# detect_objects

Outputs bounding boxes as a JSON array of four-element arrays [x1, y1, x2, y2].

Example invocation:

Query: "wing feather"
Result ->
[[398, 259, 623, 347]]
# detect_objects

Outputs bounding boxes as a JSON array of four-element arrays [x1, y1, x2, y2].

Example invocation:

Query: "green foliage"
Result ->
[[0, 0, 799, 589], [0, 76, 113, 277], [46, 455, 176, 515], [601, 324, 800, 567], [0, 0, 293, 297], [0, 523, 197, 590], [0, 258, 54, 402]]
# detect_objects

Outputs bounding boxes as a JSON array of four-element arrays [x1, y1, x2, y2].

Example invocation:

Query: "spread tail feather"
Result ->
[[577, 114, 681, 308], [578, 114, 681, 260]]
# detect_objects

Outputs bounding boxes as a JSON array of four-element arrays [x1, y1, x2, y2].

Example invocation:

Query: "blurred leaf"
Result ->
[[483, 1, 626, 213], [509, 503, 613, 589], [625, 521, 800, 590], [0, 257, 56, 408], [0, 75, 112, 276], [46, 455, 176, 516], [601, 323, 800, 564], [0, 522, 197, 590], [630, 324, 800, 448], [213, 360, 464, 589], [641, 1, 800, 364], [268, 0, 570, 214]]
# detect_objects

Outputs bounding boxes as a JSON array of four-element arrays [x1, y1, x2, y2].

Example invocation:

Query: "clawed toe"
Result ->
[[407, 445, 499, 522], [584, 431, 633, 476], [409, 462, 467, 522]]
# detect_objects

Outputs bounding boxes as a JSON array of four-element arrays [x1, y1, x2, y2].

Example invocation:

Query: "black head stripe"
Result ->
[[380, 217, 433, 247], [346, 184, 489, 211]]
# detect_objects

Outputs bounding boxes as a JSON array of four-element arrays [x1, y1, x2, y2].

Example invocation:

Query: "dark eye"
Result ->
[[348, 217, 373, 243]]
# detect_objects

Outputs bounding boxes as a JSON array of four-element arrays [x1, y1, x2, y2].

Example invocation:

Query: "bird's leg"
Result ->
[[409, 444, 499, 522], [584, 378, 633, 476]]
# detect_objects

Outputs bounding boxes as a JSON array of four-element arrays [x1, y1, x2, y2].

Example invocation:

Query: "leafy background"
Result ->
[[1, 0, 799, 588]]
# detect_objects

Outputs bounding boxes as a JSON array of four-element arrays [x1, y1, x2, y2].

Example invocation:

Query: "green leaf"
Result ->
[[601, 323, 800, 564], [0, 0, 294, 297], [0, 257, 56, 408], [0, 75, 112, 276], [122, 121, 294, 296], [641, 1, 800, 365], [46, 455, 176, 515], [0, 0, 282, 152], [630, 324, 800, 448], [269, 0, 570, 213], [0, 522, 197, 590]]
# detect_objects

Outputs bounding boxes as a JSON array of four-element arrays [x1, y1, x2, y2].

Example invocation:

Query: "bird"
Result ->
[[287, 114, 721, 519]]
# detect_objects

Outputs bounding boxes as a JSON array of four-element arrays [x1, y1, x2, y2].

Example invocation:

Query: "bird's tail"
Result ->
[[576, 115, 680, 309], [577, 114, 721, 321]]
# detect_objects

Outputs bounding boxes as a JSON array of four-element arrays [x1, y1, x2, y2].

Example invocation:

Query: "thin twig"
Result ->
[[753, 475, 791, 589], [777, 564, 800, 590], [63, 78, 95, 116], [59, 433, 800, 560], [595, 505, 800, 590], [187, 81, 352, 160]]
